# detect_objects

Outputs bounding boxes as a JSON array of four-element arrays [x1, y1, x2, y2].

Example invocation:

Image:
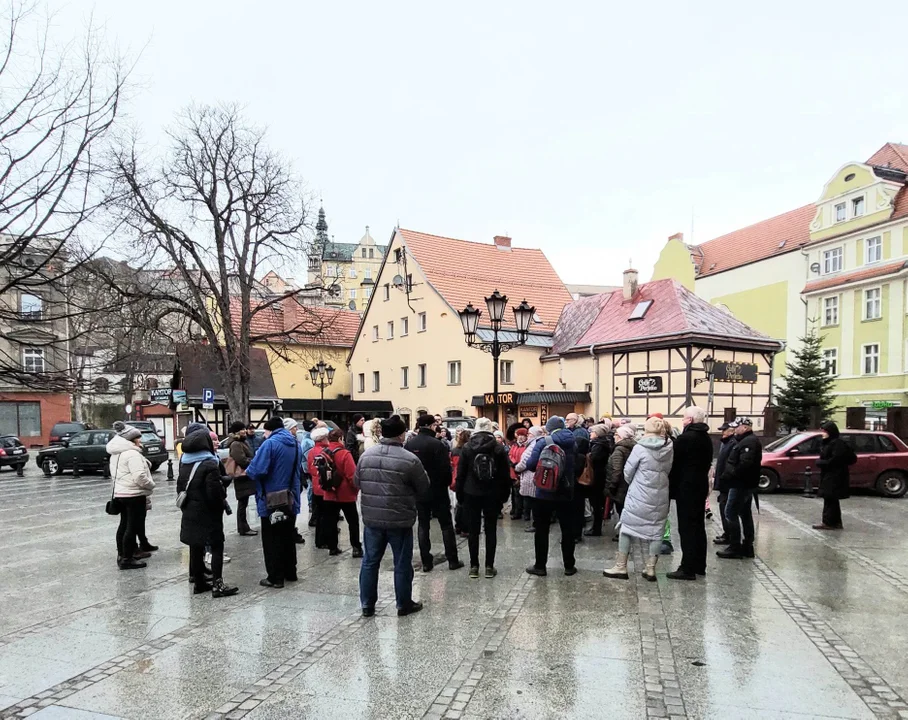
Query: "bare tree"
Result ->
[[104, 104, 339, 420], [0, 1, 127, 389]]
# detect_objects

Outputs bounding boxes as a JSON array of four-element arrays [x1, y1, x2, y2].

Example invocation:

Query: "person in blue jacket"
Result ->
[[522, 416, 578, 577], [246, 416, 302, 588]]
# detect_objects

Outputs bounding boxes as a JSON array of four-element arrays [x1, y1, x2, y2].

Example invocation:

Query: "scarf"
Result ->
[[180, 450, 218, 465]]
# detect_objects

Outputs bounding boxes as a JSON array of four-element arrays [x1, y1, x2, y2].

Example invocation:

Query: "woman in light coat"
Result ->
[[515, 425, 545, 532], [107, 426, 156, 570], [604, 417, 673, 582]]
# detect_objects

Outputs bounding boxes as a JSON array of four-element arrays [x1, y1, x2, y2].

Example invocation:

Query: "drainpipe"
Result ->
[[800, 245, 811, 335], [589, 345, 599, 419]]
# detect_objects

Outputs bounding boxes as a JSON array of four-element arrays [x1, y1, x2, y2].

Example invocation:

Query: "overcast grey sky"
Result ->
[[56, 0, 908, 285]]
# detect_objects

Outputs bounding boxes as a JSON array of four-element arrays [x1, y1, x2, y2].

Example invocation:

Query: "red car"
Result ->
[[760, 430, 908, 498]]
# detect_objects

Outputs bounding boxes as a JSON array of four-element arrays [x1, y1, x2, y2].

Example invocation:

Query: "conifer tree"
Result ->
[[775, 330, 838, 430]]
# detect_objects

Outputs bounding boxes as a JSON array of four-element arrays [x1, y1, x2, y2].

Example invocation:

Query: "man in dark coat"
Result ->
[[717, 418, 762, 560], [814, 421, 856, 530], [355, 415, 431, 617], [666, 407, 714, 580], [405, 414, 463, 572], [345, 414, 365, 463], [712, 423, 736, 545], [456, 417, 511, 578], [566, 413, 590, 542]]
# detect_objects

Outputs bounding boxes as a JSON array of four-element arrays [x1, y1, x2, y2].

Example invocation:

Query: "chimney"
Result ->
[[493, 235, 512, 251], [282, 295, 298, 334], [667, 232, 684, 243], [623, 268, 639, 301]]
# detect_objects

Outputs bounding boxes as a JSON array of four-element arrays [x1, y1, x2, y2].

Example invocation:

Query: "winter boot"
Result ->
[[211, 579, 239, 598], [642, 555, 658, 582], [603, 551, 629, 580]]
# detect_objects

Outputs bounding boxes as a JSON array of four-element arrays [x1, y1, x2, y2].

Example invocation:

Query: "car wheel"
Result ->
[[43, 458, 62, 476], [758, 468, 780, 493], [150, 463, 161, 472], [876, 471, 908, 498]]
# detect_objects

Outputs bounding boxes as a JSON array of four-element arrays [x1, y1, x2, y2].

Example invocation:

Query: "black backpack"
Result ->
[[314, 448, 340, 492], [473, 452, 495, 485]]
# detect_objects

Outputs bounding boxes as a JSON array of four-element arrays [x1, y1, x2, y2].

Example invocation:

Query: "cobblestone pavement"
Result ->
[[1, 464, 907, 719]]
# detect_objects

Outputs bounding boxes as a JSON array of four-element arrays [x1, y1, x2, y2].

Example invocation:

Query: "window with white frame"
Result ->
[[383, 284, 390, 301], [401, 366, 409, 388], [866, 236, 882, 264], [418, 363, 427, 387], [823, 296, 839, 326], [22, 347, 44, 373], [387, 321, 394, 339], [349, 288, 357, 300], [372, 371, 380, 391], [19, 293, 43, 319], [349, 268, 357, 279], [364, 267, 372, 280], [500, 359, 514, 384], [361, 248, 367, 259], [358, 373, 365, 393], [823, 247, 843, 274], [864, 287, 881, 320], [326, 266, 337, 277], [835, 203, 846, 223], [447, 360, 461, 385], [401, 317, 409, 336], [418, 312, 427, 332], [862, 344, 880, 375], [364, 288, 372, 300], [372, 325, 379, 341], [852, 196, 865, 217], [822, 349, 838, 377]]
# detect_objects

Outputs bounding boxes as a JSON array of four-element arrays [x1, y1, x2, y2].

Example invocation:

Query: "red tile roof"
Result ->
[[233, 300, 360, 347], [398, 229, 572, 331], [802, 259, 908, 294], [692, 143, 908, 278], [553, 279, 779, 353]]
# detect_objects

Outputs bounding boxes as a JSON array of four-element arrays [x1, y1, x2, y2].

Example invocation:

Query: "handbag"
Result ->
[[175, 462, 202, 509], [264, 443, 300, 516], [105, 457, 121, 515], [577, 454, 594, 487]]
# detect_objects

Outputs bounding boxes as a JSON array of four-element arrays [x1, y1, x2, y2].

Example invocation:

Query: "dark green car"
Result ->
[[36, 429, 167, 475]]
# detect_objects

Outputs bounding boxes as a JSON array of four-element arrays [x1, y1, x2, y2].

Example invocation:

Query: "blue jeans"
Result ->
[[359, 526, 414, 610], [724, 488, 754, 548]]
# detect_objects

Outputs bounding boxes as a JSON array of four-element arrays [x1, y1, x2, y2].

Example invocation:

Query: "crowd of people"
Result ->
[[105, 407, 856, 615]]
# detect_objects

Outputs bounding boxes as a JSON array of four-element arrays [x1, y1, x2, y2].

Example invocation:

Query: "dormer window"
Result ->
[[852, 196, 865, 217], [835, 203, 846, 223], [628, 300, 653, 320]]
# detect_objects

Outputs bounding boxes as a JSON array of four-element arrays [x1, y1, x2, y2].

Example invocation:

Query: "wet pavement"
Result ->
[[1, 463, 907, 719]]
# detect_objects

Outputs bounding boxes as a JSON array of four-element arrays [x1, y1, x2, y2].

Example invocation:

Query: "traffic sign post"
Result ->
[[202, 388, 215, 410]]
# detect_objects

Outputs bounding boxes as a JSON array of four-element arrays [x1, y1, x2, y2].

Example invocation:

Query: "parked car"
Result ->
[[125, 420, 165, 438], [440, 416, 476, 432], [36, 429, 167, 475], [47, 421, 89, 446], [0, 435, 29, 471], [760, 430, 908, 498]]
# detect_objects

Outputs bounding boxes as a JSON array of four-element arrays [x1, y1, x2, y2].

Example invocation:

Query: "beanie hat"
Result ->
[[545, 416, 565, 433], [263, 416, 284, 432], [474, 417, 493, 434], [647, 412, 664, 419], [311, 426, 330, 442], [118, 426, 142, 442], [381, 415, 407, 438], [515, 427, 528, 437], [417, 414, 436, 428], [528, 425, 545, 439], [616, 425, 636, 440], [302, 420, 316, 432], [283, 417, 299, 432], [186, 422, 208, 437], [229, 421, 246, 434], [113, 421, 127, 433], [644, 417, 665, 436]]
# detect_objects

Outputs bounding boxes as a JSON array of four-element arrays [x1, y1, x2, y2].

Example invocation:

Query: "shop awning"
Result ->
[[471, 391, 591, 407]]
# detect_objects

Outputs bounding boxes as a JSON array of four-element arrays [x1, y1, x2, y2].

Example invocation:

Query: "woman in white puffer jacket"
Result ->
[[107, 426, 156, 570]]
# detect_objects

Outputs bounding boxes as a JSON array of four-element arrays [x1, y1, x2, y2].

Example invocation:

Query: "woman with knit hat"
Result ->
[[604, 416, 673, 582], [107, 424, 156, 570], [515, 425, 545, 532]]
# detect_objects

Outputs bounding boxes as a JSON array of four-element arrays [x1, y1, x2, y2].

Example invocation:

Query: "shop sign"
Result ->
[[862, 400, 901, 410], [540, 404, 549, 425], [713, 361, 758, 383], [149, 388, 172, 403], [172, 389, 188, 408], [633, 376, 663, 394], [483, 392, 516, 406], [518, 405, 539, 418]]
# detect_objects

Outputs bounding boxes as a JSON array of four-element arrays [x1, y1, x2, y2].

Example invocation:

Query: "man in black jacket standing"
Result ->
[[666, 407, 713, 580], [712, 423, 736, 545], [717, 418, 762, 560], [405, 414, 464, 572], [345, 414, 365, 463]]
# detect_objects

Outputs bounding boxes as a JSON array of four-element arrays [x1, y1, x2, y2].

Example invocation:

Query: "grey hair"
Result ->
[[590, 423, 609, 438], [685, 406, 708, 424]]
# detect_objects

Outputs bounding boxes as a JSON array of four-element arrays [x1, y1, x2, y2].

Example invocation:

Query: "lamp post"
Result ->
[[693, 354, 717, 416], [458, 290, 536, 424], [308, 360, 335, 418]]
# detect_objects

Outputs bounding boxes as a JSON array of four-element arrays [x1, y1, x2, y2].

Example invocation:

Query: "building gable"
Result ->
[[809, 162, 901, 242], [651, 232, 696, 289]]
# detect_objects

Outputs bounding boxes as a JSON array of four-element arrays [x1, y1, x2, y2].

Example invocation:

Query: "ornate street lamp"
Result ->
[[458, 290, 537, 423], [694, 354, 716, 416], [309, 361, 335, 418]]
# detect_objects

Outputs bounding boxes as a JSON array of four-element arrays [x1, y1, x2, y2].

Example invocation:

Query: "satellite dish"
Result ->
[[392, 274, 404, 287], [348, 300, 357, 310], [810, 262, 821, 274]]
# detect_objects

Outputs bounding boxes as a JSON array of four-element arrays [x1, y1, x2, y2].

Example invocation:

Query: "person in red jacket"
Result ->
[[308, 428, 362, 557], [508, 428, 528, 519]]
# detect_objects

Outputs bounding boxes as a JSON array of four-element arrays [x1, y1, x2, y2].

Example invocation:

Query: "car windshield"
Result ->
[[445, 418, 471, 428], [0, 436, 22, 448], [140, 432, 160, 443], [765, 433, 811, 452]]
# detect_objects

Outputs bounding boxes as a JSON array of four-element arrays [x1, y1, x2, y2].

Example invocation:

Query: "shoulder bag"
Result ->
[[175, 462, 202, 509], [105, 456, 121, 515], [265, 443, 300, 516]]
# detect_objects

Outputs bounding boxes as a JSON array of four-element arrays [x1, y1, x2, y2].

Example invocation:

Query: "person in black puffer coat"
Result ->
[[717, 418, 762, 560], [814, 421, 856, 530], [177, 426, 238, 598], [585, 423, 613, 537], [712, 423, 737, 545], [666, 408, 713, 580]]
